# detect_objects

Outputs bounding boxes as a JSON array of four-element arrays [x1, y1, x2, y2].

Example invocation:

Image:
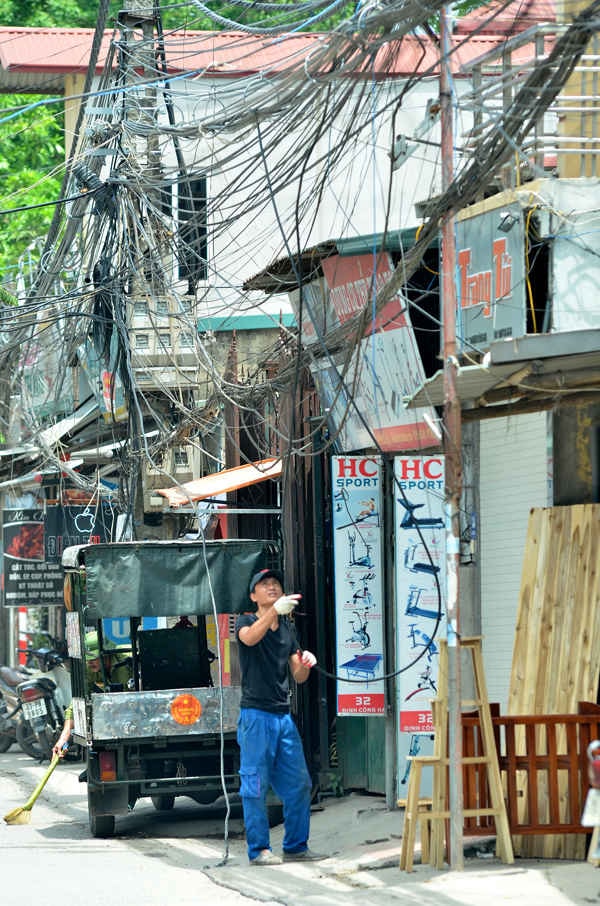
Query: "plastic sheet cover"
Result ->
[[83, 539, 279, 618]]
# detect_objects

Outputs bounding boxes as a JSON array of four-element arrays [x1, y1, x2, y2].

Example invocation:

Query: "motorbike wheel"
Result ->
[[88, 788, 115, 838], [36, 726, 56, 761], [15, 718, 45, 760], [151, 794, 175, 811], [0, 731, 13, 753]]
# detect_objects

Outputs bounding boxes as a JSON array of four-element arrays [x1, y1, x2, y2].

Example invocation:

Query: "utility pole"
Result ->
[[439, 4, 464, 870], [119, 0, 164, 534]]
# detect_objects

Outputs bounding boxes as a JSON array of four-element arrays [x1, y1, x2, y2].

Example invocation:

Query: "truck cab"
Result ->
[[62, 538, 279, 837]]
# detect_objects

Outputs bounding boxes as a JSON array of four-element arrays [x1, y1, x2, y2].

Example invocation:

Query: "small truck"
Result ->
[[61, 538, 279, 837]]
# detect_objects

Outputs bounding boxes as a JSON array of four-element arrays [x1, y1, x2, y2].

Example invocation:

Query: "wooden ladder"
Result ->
[[400, 636, 514, 871]]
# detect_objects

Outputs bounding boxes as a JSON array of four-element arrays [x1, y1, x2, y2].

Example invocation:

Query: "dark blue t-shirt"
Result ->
[[236, 614, 299, 714]]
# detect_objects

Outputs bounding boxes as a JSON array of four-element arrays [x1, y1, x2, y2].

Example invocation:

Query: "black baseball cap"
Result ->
[[249, 568, 283, 594]]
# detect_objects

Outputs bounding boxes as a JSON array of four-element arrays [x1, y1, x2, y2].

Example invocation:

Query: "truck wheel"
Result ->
[[15, 718, 45, 760], [88, 788, 115, 838], [89, 811, 115, 838], [151, 794, 175, 811]]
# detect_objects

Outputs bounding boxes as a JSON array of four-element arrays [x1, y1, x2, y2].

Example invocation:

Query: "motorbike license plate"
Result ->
[[22, 698, 47, 720]]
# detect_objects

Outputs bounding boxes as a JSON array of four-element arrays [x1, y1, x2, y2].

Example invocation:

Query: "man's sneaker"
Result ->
[[282, 848, 326, 862], [250, 850, 283, 866]]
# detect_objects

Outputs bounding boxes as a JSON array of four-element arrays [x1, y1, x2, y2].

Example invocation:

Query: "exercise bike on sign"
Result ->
[[346, 609, 371, 650]]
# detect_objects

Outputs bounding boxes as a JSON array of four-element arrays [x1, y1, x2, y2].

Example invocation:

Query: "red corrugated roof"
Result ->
[[0, 27, 112, 74], [455, 0, 556, 35], [0, 24, 540, 81]]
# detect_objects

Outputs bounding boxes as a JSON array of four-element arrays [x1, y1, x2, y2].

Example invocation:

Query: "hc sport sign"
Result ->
[[331, 456, 385, 716], [394, 455, 446, 734]]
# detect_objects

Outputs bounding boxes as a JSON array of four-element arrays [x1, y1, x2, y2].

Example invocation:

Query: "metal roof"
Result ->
[[197, 312, 296, 332], [0, 27, 112, 93], [404, 329, 600, 420], [0, 24, 547, 95], [455, 0, 555, 35], [243, 228, 436, 294], [243, 242, 337, 293]]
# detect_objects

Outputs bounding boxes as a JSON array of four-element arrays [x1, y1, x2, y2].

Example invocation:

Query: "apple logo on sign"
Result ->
[[75, 510, 96, 534]]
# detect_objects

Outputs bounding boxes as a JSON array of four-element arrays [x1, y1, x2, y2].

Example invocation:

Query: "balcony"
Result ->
[[459, 22, 600, 187]]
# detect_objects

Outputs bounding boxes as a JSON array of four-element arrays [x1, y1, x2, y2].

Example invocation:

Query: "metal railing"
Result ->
[[459, 23, 600, 183]]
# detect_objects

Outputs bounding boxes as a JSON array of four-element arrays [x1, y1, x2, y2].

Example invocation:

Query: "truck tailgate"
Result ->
[[91, 686, 241, 740]]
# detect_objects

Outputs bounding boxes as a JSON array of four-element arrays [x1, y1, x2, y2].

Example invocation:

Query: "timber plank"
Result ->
[[509, 504, 600, 859]]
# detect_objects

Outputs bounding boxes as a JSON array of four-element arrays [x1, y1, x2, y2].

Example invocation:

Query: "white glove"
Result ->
[[273, 593, 302, 615], [299, 649, 316, 668]]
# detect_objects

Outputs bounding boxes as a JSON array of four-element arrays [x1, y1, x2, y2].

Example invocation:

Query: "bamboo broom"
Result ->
[[4, 753, 60, 825]]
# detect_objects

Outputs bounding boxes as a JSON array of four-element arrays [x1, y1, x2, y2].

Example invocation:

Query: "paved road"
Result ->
[[0, 748, 265, 906], [1, 747, 598, 906]]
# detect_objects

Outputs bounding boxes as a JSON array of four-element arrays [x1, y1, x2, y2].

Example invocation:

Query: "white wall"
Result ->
[[131, 74, 448, 317], [479, 411, 552, 710]]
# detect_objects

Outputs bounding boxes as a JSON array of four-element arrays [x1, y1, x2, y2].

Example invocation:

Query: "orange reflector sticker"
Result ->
[[170, 693, 202, 725]]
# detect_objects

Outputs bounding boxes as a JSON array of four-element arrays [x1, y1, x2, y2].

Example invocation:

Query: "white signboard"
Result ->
[[331, 455, 385, 716], [455, 202, 525, 351], [296, 252, 439, 453], [394, 455, 446, 735]]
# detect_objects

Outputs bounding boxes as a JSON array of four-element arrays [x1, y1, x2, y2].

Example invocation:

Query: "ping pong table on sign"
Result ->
[[340, 653, 383, 681]]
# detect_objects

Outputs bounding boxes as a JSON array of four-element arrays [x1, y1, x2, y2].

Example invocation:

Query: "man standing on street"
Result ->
[[236, 567, 324, 866]]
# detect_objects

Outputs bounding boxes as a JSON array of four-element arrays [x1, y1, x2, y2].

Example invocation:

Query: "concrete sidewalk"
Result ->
[[2, 750, 598, 905], [202, 791, 600, 906]]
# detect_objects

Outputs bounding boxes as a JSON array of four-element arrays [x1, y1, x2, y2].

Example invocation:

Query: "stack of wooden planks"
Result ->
[[508, 504, 600, 858]]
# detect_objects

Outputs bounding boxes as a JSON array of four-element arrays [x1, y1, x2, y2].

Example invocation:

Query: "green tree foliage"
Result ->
[[0, 95, 63, 287], [0, 0, 121, 28], [0, 0, 117, 283]]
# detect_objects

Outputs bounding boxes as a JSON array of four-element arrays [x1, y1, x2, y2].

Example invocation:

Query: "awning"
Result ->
[[0, 461, 84, 491], [404, 329, 600, 420], [72, 430, 160, 463], [155, 458, 283, 508], [242, 228, 437, 294], [39, 397, 99, 446], [0, 399, 100, 460]]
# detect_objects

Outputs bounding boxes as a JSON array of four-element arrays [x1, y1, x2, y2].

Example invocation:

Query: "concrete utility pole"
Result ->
[[119, 0, 164, 533], [439, 4, 464, 870]]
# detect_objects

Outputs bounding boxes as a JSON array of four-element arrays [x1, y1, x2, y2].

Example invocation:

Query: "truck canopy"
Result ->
[[62, 538, 279, 619]]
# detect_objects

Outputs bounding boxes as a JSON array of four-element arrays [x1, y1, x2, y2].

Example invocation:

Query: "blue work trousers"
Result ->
[[237, 707, 312, 861]]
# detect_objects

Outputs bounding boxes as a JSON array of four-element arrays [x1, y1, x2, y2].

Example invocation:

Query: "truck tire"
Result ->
[[88, 788, 115, 838], [151, 794, 175, 811]]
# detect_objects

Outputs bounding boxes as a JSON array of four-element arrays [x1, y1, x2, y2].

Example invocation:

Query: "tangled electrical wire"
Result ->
[[1, 0, 598, 508]]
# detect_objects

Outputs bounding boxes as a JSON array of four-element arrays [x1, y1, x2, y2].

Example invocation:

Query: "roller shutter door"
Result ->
[[479, 411, 551, 709]]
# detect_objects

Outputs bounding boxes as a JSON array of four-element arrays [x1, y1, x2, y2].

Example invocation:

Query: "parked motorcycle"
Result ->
[[0, 660, 42, 757], [0, 663, 29, 752], [16, 633, 78, 761], [0, 692, 15, 752]]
